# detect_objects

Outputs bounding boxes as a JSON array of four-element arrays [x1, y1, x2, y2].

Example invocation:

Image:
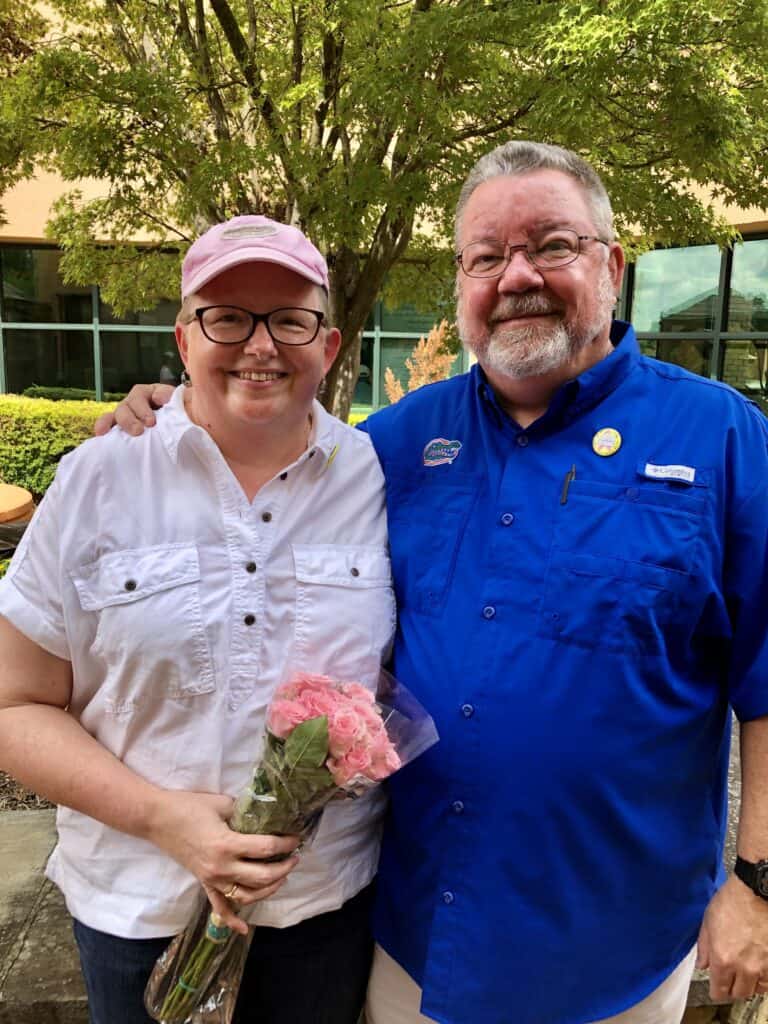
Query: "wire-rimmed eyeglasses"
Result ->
[[456, 229, 610, 278], [194, 305, 326, 346]]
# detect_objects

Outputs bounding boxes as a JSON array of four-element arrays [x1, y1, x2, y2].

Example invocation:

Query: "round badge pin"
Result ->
[[592, 427, 622, 457]]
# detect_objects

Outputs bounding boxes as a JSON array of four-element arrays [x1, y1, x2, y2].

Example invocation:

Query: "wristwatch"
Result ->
[[734, 856, 768, 900]]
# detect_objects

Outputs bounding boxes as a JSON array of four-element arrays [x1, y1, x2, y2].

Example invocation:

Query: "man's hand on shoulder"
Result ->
[[93, 383, 175, 437], [697, 873, 768, 1000]]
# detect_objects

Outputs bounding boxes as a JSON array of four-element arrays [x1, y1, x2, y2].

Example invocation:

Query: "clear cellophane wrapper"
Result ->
[[144, 668, 438, 1022]]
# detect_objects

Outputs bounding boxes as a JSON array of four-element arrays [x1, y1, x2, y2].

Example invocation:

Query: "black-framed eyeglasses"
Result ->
[[456, 228, 610, 278], [193, 305, 326, 346]]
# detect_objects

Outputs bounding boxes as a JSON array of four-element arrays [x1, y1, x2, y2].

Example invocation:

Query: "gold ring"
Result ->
[[223, 882, 239, 900]]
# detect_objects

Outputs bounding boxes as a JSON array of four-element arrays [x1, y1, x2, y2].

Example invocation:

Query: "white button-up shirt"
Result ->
[[0, 388, 395, 937]]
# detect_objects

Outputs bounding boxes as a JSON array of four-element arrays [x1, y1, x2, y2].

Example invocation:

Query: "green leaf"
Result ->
[[283, 716, 329, 771]]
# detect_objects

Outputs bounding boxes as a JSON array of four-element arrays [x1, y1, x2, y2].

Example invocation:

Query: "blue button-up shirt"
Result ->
[[362, 322, 768, 1024]]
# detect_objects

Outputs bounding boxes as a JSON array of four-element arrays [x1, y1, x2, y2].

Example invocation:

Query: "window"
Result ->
[[632, 245, 721, 333], [0, 248, 91, 324]]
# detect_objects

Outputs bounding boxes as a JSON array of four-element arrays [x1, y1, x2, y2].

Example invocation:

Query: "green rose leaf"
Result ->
[[283, 716, 329, 771]]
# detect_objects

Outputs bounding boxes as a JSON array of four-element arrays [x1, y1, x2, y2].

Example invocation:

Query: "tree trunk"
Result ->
[[326, 340, 361, 421]]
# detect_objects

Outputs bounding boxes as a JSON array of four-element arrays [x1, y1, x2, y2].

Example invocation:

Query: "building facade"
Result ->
[[1, 174, 766, 411]]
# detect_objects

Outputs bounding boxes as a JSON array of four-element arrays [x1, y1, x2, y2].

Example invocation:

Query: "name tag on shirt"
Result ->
[[642, 462, 696, 484]]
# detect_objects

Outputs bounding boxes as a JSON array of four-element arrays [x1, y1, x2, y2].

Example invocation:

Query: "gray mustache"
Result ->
[[490, 297, 561, 322]]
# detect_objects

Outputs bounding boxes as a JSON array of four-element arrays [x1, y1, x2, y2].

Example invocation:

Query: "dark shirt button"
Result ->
[[461, 703, 474, 718], [482, 605, 496, 619], [124, 579, 137, 592], [244, 614, 256, 626], [245, 561, 257, 573], [261, 512, 272, 523], [500, 512, 515, 526], [516, 434, 529, 448], [309, 450, 316, 459], [452, 800, 465, 815], [442, 891, 455, 905], [350, 567, 360, 577], [280, 472, 288, 481]]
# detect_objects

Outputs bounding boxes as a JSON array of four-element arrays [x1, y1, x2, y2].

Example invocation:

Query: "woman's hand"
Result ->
[[146, 789, 301, 934], [93, 383, 175, 436]]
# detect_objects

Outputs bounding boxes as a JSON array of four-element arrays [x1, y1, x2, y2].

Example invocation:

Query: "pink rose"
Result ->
[[328, 743, 373, 786], [328, 708, 364, 757], [301, 690, 338, 718], [268, 698, 310, 739], [339, 681, 376, 705]]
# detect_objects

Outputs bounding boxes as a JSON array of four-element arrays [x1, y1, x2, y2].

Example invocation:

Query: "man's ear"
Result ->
[[608, 242, 626, 295]]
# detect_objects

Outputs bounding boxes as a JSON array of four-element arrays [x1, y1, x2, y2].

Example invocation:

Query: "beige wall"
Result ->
[[0, 171, 158, 244], [2, 170, 767, 247]]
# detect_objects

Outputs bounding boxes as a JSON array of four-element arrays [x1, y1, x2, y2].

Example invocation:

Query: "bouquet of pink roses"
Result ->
[[144, 669, 437, 1024]]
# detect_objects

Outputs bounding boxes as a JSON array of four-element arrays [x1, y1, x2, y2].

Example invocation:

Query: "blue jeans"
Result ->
[[73, 883, 374, 1024]]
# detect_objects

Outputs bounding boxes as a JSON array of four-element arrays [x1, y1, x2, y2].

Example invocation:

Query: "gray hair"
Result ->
[[455, 141, 614, 246]]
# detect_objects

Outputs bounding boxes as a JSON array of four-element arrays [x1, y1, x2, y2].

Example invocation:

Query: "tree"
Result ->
[[4, 0, 768, 417], [384, 318, 457, 404]]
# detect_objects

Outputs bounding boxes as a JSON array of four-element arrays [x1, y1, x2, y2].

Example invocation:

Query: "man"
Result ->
[[101, 142, 768, 1024]]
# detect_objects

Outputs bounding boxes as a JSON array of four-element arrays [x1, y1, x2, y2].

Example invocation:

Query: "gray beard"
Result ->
[[457, 272, 616, 380]]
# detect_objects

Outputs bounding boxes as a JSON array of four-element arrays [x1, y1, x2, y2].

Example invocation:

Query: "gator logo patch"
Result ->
[[423, 438, 462, 467]]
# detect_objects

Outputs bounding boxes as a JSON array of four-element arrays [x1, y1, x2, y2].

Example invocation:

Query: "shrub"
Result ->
[[0, 395, 115, 501], [384, 320, 457, 404], [23, 385, 127, 402]]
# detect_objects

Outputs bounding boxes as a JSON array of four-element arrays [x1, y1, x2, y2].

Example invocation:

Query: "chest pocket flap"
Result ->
[[293, 544, 392, 588], [71, 543, 201, 611]]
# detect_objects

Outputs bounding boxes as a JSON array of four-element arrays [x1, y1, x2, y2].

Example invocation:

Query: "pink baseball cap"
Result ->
[[181, 215, 329, 298]]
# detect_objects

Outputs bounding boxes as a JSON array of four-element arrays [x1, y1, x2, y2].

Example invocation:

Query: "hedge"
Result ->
[[0, 395, 115, 502], [23, 385, 127, 403]]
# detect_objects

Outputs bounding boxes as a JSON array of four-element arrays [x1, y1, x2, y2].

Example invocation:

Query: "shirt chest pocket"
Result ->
[[71, 543, 215, 711], [387, 471, 480, 618], [292, 544, 395, 674], [538, 477, 708, 656]]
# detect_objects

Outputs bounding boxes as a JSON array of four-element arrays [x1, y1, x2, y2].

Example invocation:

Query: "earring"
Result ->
[[180, 369, 192, 387]]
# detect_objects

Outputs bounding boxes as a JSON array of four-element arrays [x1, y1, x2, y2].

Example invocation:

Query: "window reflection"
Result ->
[[99, 297, 178, 327], [728, 240, 768, 333], [5, 329, 94, 393], [101, 332, 178, 393], [354, 337, 373, 406], [632, 246, 720, 333], [655, 340, 712, 378], [0, 248, 91, 324], [722, 340, 767, 395]]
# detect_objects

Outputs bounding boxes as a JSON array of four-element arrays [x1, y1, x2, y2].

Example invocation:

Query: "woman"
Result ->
[[0, 216, 395, 1024]]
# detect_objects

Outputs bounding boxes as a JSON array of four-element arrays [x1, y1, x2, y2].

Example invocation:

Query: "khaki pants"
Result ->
[[365, 944, 697, 1024]]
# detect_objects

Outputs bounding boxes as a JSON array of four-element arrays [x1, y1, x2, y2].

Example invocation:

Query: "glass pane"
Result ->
[[728, 239, 768, 332], [655, 339, 712, 378], [101, 331, 179, 394], [99, 296, 178, 326], [5, 329, 95, 393], [380, 337, 417, 405], [1, 248, 92, 324], [721, 339, 767, 395], [632, 246, 721, 332], [353, 337, 373, 406], [378, 336, 460, 406], [380, 303, 437, 335], [638, 339, 657, 358]]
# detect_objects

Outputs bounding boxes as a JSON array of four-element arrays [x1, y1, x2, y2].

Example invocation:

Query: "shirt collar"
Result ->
[[155, 387, 339, 466], [474, 320, 639, 431]]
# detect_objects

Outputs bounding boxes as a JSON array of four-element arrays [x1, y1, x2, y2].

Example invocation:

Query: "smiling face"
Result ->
[[455, 169, 625, 388], [176, 261, 340, 444]]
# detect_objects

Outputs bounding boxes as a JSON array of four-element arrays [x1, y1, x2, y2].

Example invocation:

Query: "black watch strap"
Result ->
[[734, 856, 768, 900]]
